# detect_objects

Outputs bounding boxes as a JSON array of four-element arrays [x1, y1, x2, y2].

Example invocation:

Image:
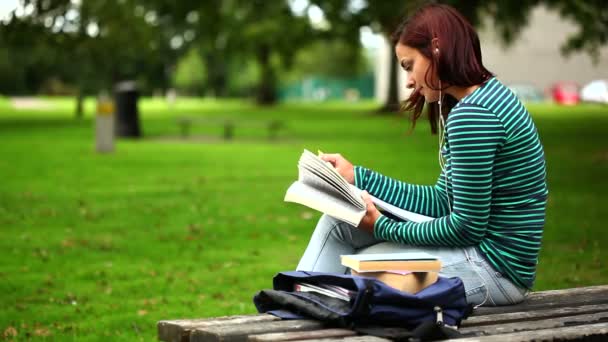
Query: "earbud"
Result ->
[[435, 48, 439, 54]]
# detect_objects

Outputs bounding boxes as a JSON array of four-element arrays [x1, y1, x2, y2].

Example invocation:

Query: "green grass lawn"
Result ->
[[0, 97, 606, 340]]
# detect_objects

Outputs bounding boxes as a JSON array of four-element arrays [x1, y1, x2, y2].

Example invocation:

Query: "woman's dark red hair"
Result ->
[[392, 3, 492, 133]]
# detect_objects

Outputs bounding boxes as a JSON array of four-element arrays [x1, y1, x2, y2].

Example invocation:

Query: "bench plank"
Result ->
[[177, 117, 284, 140], [472, 284, 608, 316], [290, 337, 390, 342], [157, 285, 608, 342], [459, 311, 608, 336], [158, 314, 278, 342], [248, 328, 357, 342], [190, 320, 325, 342], [449, 322, 608, 341], [463, 303, 608, 326]]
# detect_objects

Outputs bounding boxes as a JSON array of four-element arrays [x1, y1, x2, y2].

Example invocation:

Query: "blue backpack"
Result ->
[[254, 271, 472, 340]]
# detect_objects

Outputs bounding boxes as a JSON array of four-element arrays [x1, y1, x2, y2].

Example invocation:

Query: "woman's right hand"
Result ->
[[320, 153, 355, 184]]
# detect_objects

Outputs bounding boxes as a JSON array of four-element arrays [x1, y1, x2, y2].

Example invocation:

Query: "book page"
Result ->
[[370, 196, 435, 223], [284, 181, 365, 226], [298, 165, 364, 210], [298, 167, 351, 203], [302, 150, 349, 188], [299, 150, 363, 206], [300, 151, 349, 190]]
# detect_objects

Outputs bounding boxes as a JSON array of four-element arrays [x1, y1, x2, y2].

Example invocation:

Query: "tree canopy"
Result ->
[[0, 0, 606, 111]]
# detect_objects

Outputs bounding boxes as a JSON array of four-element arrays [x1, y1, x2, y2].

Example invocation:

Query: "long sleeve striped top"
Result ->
[[354, 77, 548, 289]]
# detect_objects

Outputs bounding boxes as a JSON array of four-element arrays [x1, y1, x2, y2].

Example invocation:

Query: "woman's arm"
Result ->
[[355, 166, 451, 218], [372, 106, 506, 247], [320, 152, 450, 217]]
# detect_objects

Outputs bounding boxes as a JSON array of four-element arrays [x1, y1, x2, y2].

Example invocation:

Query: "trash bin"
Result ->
[[114, 80, 141, 137]]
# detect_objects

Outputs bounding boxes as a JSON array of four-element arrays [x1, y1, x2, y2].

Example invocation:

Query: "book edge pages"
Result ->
[[341, 252, 439, 261], [301, 150, 364, 207], [285, 181, 365, 226], [369, 193, 435, 223], [349, 260, 442, 272], [341, 255, 442, 272]]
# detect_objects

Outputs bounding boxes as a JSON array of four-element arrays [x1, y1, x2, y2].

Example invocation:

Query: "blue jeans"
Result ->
[[297, 215, 529, 306]]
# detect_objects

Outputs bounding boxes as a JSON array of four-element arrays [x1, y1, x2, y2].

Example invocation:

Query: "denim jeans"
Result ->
[[296, 214, 529, 306]]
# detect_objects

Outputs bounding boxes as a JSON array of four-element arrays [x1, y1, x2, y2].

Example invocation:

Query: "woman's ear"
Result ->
[[431, 37, 440, 55]]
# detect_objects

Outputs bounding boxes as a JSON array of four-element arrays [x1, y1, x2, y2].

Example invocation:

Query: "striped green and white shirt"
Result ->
[[354, 77, 548, 289]]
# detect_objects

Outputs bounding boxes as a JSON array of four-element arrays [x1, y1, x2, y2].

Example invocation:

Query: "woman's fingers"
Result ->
[[361, 191, 374, 210], [320, 153, 341, 165]]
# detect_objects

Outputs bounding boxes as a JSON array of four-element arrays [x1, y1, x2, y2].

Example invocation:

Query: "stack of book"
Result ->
[[341, 252, 442, 294]]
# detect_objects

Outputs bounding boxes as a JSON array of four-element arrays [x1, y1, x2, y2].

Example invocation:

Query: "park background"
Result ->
[[1, 0, 607, 340]]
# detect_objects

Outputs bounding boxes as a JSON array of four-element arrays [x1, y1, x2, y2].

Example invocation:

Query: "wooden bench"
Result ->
[[157, 284, 608, 342], [177, 117, 285, 141]]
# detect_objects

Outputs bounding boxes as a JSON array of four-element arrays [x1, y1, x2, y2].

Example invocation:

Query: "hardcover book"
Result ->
[[340, 252, 442, 273]]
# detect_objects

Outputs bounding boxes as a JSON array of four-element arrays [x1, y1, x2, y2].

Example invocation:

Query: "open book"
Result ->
[[284, 149, 434, 226]]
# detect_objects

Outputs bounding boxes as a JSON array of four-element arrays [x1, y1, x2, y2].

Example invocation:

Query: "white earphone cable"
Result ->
[[438, 80, 490, 309], [437, 82, 451, 214]]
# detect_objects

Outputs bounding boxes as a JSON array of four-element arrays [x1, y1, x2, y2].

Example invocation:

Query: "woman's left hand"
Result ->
[[358, 191, 381, 233]]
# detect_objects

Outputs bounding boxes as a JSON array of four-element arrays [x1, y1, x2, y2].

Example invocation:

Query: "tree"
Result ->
[[173, 47, 206, 95], [238, 0, 317, 104], [312, 0, 608, 113], [282, 38, 370, 83], [145, 0, 323, 105], [3, 0, 183, 117], [310, 0, 426, 112], [543, 0, 608, 61]]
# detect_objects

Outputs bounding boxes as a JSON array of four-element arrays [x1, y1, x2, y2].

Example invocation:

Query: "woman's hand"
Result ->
[[319, 153, 355, 184], [358, 191, 381, 233]]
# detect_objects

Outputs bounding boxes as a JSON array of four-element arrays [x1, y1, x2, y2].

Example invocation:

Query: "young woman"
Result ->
[[296, 4, 548, 306]]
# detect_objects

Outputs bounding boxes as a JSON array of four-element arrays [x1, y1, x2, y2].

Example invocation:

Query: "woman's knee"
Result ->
[[314, 215, 348, 236], [314, 214, 377, 247], [317, 214, 343, 229]]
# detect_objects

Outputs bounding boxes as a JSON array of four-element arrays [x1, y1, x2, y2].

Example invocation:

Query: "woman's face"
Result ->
[[395, 43, 440, 102]]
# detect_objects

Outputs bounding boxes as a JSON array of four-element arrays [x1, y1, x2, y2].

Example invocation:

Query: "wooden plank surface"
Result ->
[[290, 336, 390, 342], [473, 284, 608, 316], [448, 322, 608, 341], [463, 303, 608, 327], [158, 314, 278, 342], [460, 311, 608, 336], [157, 285, 608, 342], [248, 328, 357, 341], [190, 319, 325, 342]]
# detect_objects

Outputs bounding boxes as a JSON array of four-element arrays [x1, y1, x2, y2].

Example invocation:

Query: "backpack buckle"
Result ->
[[434, 306, 444, 326]]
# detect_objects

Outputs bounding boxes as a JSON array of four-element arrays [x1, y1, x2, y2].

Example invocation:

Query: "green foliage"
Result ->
[[2, 0, 183, 95], [172, 47, 207, 96], [281, 39, 371, 85], [0, 100, 607, 340], [544, 0, 608, 61], [226, 56, 261, 97], [1, 0, 607, 104]]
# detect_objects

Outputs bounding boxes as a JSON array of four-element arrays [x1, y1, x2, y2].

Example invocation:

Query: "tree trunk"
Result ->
[[255, 44, 277, 105], [205, 53, 227, 97], [378, 51, 401, 113], [75, 88, 84, 119]]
